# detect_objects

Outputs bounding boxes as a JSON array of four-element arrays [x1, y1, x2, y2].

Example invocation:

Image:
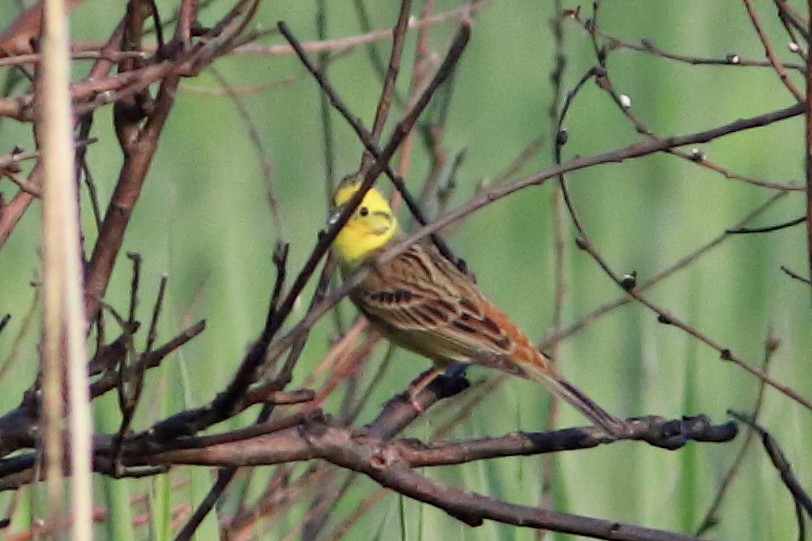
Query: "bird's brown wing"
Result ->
[[351, 243, 518, 363]]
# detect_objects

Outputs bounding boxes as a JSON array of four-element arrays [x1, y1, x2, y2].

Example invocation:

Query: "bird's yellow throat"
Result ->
[[331, 179, 399, 269]]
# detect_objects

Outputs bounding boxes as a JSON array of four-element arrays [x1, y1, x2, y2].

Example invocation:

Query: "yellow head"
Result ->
[[329, 177, 399, 268]]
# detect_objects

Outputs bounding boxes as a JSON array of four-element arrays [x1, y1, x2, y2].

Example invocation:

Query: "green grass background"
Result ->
[[0, 1, 810, 540]]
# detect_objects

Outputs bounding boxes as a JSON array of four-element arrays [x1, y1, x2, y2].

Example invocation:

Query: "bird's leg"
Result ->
[[405, 367, 444, 412]]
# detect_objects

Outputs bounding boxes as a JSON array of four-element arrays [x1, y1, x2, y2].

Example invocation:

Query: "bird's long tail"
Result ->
[[519, 354, 630, 437]]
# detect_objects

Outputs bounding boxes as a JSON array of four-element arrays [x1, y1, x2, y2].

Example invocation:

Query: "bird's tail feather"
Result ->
[[521, 360, 629, 437]]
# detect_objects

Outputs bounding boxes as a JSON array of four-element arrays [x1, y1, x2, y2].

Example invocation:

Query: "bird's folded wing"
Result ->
[[354, 245, 515, 361]]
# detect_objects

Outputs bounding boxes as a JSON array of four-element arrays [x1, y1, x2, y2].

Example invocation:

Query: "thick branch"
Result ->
[[114, 415, 732, 541]]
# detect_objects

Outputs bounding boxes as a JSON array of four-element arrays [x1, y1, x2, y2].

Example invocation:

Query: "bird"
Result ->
[[328, 176, 629, 437]]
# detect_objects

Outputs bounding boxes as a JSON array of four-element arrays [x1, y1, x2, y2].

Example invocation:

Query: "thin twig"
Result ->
[[696, 332, 778, 535], [726, 215, 805, 234], [210, 66, 284, 238], [541, 0, 569, 528], [569, 12, 806, 72], [806, 0, 812, 289], [0, 49, 147, 68], [780, 265, 812, 285], [728, 411, 812, 518], [742, 0, 803, 101], [316, 0, 337, 199], [362, 0, 412, 170], [232, 4, 482, 57], [545, 190, 790, 346]]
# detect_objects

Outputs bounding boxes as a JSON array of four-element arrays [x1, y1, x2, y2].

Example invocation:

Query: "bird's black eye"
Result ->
[[359, 206, 369, 217]]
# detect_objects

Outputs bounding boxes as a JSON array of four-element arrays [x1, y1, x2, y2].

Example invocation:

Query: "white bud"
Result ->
[[619, 94, 632, 108]]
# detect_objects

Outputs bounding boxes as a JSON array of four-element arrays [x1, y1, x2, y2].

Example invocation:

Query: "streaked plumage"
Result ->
[[330, 177, 628, 436]]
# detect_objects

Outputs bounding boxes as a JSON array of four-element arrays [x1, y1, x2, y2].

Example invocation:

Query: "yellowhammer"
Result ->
[[329, 176, 628, 436]]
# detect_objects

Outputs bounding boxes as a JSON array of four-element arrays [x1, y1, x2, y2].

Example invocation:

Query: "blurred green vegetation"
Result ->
[[1, 1, 810, 540]]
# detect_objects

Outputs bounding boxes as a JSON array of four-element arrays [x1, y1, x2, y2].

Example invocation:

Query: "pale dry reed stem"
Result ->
[[41, 0, 93, 539]]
